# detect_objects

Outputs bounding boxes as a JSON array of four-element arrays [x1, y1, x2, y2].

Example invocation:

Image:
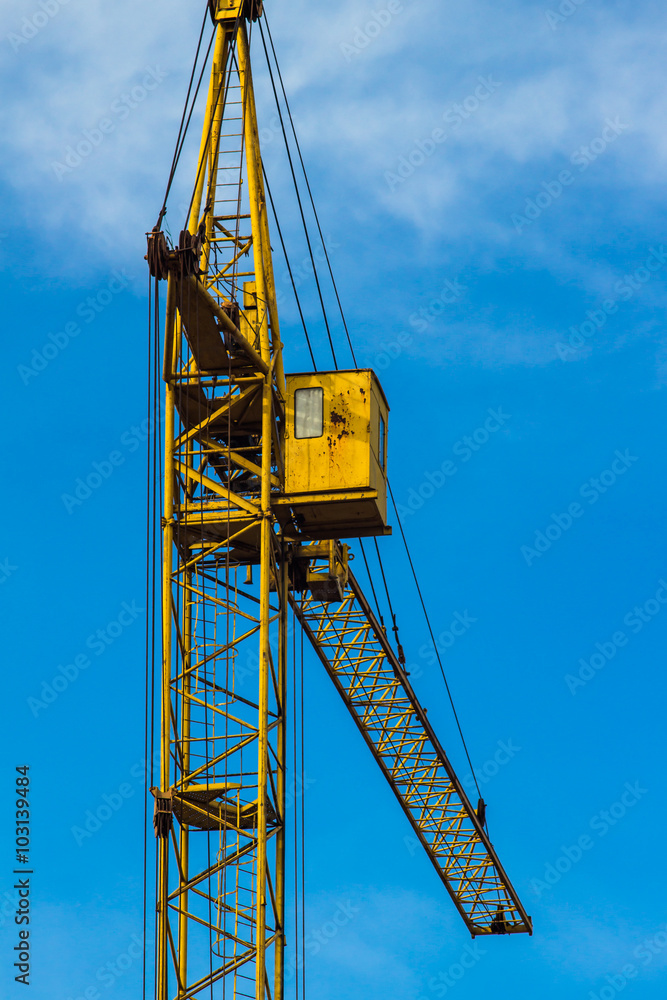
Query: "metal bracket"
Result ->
[[290, 540, 350, 603], [151, 787, 174, 839], [213, 0, 263, 24]]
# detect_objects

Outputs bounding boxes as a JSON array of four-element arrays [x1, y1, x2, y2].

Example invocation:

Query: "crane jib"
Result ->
[[292, 568, 533, 938]]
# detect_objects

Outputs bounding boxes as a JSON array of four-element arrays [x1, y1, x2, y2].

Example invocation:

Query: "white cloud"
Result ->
[[2, 0, 666, 367]]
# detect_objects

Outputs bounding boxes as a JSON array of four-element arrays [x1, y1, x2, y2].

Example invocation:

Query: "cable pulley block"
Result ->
[[146, 228, 170, 280], [146, 227, 205, 280]]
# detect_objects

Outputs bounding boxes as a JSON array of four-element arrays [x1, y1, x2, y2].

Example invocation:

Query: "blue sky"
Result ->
[[1, 0, 666, 997]]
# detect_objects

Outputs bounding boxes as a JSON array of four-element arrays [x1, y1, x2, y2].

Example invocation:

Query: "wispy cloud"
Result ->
[[2, 0, 666, 368], [538, 904, 667, 982], [299, 885, 455, 998]]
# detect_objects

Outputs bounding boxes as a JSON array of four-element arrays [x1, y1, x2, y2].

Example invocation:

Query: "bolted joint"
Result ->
[[150, 787, 174, 839]]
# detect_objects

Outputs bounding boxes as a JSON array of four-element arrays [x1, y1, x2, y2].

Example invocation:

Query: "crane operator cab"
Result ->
[[277, 369, 390, 540]]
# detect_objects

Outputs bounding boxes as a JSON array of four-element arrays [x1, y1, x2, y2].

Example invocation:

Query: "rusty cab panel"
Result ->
[[279, 369, 390, 539]]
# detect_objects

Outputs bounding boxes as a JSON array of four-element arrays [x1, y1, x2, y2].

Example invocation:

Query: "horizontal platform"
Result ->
[[273, 490, 391, 540], [173, 785, 277, 832], [176, 506, 262, 561]]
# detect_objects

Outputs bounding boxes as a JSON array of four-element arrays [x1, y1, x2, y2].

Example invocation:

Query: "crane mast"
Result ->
[[151, 7, 287, 999], [147, 4, 531, 999]]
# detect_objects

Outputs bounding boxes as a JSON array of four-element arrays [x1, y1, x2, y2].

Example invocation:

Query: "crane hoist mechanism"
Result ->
[[144, 2, 532, 998]]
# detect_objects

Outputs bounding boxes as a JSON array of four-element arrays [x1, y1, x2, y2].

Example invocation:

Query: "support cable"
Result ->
[[152, 273, 163, 992], [145, 264, 163, 996], [143, 269, 153, 1000], [257, 19, 338, 368], [291, 602, 299, 1000], [263, 166, 317, 370], [372, 537, 406, 666], [158, 3, 248, 234], [256, 23, 484, 802], [263, 13, 357, 368], [358, 540, 384, 629], [156, 7, 215, 229], [387, 481, 482, 803], [299, 603, 307, 1000], [184, 11, 244, 231]]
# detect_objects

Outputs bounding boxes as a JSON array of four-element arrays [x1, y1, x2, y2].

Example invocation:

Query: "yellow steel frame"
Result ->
[[294, 568, 532, 937], [156, 13, 286, 1000], [152, 8, 531, 999]]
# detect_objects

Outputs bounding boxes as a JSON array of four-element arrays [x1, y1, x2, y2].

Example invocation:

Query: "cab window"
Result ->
[[295, 387, 324, 439]]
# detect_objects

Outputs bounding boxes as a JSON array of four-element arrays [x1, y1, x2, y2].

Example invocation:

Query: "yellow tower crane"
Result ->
[[145, 3, 532, 998]]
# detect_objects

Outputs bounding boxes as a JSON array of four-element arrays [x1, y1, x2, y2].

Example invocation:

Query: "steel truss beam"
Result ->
[[293, 570, 532, 937]]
